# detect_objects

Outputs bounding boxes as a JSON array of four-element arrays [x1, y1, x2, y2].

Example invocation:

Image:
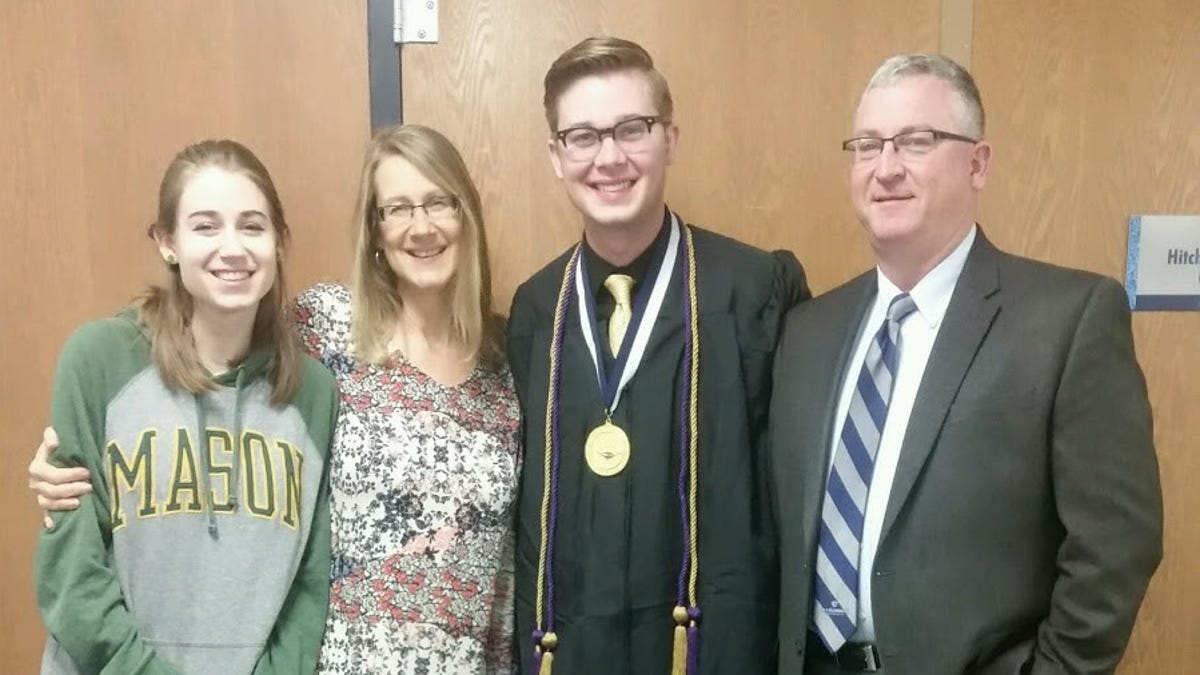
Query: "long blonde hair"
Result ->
[[137, 139, 302, 405], [348, 125, 503, 367]]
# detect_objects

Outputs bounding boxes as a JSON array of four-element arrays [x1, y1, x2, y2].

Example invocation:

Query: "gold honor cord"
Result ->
[[534, 245, 580, 674], [672, 225, 702, 675], [687, 225, 701, 605]]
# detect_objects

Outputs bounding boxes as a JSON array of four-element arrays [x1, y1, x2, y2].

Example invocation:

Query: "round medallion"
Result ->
[[584, 421, 631, 476]]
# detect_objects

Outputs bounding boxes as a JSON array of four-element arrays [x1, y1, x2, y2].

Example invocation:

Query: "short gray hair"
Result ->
[[863, 53, 985, 137]]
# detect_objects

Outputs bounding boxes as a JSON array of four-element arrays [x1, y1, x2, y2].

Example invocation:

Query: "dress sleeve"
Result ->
[[289, 283, 352, 367]]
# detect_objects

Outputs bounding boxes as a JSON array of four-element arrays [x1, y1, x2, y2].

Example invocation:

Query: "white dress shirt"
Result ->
[[827, 225, 977, 641]]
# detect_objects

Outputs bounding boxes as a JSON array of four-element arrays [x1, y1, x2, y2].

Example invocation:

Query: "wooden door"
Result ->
[[0, 2, 370, 669]]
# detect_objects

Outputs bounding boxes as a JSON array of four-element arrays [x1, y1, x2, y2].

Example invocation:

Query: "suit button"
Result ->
[[794, 638, 805, 655]]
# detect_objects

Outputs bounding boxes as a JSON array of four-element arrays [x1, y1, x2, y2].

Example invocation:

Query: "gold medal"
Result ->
[[585, 420, 631, 476]]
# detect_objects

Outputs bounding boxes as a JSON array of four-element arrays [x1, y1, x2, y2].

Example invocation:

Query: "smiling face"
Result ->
[[155, 166, 278, 321], [548, 70, 678, 237], [850, 74, 991, 270], [373, 154, 461, 296]]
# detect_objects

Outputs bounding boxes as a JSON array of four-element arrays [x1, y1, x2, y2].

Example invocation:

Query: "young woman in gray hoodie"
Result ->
[[36, 140, 338, 675]]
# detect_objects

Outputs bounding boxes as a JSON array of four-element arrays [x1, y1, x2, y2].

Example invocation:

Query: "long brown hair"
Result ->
[[348, 124, 504, 368], [137, 139, 302, 405]]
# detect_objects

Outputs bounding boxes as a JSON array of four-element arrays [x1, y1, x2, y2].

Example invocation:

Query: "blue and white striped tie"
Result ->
[[813, 293, 918, 652]]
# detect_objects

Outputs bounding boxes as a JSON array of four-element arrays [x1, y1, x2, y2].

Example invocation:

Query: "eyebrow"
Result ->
[[379, 191, 446, 205], [186, 210, 268, 219], [559, 113, 651, 130], [851, 125, 935, 137]]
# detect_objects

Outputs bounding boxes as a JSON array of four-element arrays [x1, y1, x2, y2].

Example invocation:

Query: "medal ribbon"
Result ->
[[575, 212, 681, 414], [533, 217, 702, 675]]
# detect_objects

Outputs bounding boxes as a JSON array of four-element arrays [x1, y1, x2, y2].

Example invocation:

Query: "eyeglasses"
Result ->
[[376, 195, 459, 224], [554, 116, 667, 162], [842, 129, 979, 162]]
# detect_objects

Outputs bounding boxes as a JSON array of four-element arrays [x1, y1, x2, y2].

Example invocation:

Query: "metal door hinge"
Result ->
[[395, 0, 439, 43]]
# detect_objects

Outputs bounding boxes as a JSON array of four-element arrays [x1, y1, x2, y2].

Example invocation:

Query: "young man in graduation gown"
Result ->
[[506, 37, 810, 674]]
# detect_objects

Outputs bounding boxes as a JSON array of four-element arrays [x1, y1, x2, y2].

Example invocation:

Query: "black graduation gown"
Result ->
[[507, 223, 811, 675]]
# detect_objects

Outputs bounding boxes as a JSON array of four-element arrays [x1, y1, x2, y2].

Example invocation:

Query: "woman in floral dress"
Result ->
[[293, 125, 520, 674]]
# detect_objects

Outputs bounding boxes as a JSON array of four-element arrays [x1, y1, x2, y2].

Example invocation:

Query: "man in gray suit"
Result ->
[[770, 54, 1162, 675]]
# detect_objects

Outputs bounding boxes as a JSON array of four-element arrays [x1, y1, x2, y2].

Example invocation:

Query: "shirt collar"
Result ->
[[582, 208, 672, 298], [874, 224, 976, 330]]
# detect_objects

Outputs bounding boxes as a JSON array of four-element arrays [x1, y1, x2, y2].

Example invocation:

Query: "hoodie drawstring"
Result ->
[[195, 365, 248, 540], [229, 367, 246, 515], [195, 393, 219, 538]]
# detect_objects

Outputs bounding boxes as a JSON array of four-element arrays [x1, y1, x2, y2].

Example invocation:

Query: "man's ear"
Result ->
[[970, 140, 992, 191], [663, 122, 680, 166], [548, 138, 565, 179]]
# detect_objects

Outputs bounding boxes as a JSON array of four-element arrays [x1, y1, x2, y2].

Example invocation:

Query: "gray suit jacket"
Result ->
[[769, 232, 1162, 675]]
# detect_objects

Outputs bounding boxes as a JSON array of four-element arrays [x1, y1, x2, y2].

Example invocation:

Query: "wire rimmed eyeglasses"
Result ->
[[377, 195, 460, 224], [842, 129, 979, 161]]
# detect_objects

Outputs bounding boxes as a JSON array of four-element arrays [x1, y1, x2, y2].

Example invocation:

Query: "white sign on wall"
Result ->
[[1126, 215, 1200, 310]]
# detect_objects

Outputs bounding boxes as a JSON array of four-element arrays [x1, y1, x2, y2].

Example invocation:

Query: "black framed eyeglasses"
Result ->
[[376, 195, 460, 224], [554, 116, 668, 161], [842, 129, 979, 161]]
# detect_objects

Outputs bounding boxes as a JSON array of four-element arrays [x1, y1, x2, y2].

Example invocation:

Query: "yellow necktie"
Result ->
[[604, 273, 635, 356]]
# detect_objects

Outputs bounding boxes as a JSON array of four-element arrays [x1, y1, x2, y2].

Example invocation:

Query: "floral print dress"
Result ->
[[290, 283, 521, 675]]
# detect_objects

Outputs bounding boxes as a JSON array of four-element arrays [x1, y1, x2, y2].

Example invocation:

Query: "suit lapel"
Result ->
[[879, 234, 1003, 541], [801, 274, 877, 544]]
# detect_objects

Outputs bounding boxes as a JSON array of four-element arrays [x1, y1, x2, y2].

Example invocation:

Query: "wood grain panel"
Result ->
[[401, 0, 942, 305], [940, 0, 974, 68], [0, 2, 369, 669], [974, 1, 1200, 672]]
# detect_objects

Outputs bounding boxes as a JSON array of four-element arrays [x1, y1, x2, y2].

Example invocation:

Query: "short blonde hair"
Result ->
[[543, 36, 674, 132], [864, 53, 985, 137], [348, 125, 503, 367]]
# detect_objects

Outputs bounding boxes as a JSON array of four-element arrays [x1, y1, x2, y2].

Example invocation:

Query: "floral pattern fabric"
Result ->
[[290, 283, 521, 675]]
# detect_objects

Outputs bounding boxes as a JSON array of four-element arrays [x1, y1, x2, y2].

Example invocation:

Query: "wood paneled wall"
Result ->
[[973, 1, 1200, 671], [402, 0, 1199, 672], [401, 0, 943, 304], [0, 2, 369, 669]]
